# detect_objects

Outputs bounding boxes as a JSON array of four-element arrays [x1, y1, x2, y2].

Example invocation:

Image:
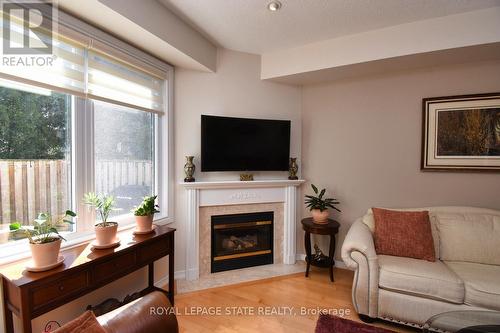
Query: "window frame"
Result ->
[[0, 69, 174, 265]]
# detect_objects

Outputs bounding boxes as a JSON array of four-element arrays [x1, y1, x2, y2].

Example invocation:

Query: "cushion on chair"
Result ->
[[372, 208, 436, 261], [54, 311, 106, 333], [445, 261, 500, 311], [436, 212, 500, 265], [362, 207, 441, 258], [378, 255, 464, 304]]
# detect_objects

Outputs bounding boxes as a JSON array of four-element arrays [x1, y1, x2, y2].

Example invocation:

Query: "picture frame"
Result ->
[[421, 92, 500, 172]]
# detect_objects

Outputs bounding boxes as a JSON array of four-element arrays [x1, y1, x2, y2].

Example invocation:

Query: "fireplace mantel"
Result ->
[[180, 179, 305, 189], [181, 179, 305, 280]]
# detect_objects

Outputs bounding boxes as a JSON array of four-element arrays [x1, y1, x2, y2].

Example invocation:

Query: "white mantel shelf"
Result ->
[[180, 179, 305, 189], [182, 179, 305, 281]]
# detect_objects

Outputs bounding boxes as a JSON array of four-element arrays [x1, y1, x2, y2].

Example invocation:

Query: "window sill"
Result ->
[[0, 216, 174, 266]]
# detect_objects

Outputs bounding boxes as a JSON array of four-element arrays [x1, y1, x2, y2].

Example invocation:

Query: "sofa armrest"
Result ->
[[341, 218, 379, 318]]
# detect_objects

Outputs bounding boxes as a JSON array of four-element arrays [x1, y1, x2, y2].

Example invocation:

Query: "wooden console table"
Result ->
[[0, 225, 175, 333]]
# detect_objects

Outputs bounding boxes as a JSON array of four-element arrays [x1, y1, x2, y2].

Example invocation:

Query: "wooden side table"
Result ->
[[301, 217, 340, 282]]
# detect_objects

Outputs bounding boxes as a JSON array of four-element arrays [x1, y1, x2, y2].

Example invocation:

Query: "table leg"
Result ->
[[20, 290, 32, 333], [304, 231, 311, 277], [168, 239, 175, 305], [328, 234, 336, 282], [148, 263, 155, 290], [3, 305, 14, 333]]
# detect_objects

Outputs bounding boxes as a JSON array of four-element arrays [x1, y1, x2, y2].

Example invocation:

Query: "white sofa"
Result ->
[[341, 206, 500, 329]]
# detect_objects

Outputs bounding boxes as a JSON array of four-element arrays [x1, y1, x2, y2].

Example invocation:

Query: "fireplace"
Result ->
[[211, 211, 274, 273]]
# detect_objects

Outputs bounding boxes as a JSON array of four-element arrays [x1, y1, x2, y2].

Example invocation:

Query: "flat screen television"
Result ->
[[201, 115, 291, 171]]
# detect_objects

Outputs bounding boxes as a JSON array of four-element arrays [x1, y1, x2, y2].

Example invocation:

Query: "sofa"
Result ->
[[341, 206, 500, 329]]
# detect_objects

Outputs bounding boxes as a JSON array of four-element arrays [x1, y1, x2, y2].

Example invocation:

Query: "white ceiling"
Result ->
[[159, 0, 500, 55]]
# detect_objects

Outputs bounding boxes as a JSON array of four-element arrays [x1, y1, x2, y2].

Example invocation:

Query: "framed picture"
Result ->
[[421, 92, 500, 172]]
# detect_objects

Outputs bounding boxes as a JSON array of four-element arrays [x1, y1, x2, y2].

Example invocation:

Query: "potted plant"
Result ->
[[132, 195, 159, 232], [9, 210, 76, 268], [305, 184, 341, 224], [83, 192, 118, 246]]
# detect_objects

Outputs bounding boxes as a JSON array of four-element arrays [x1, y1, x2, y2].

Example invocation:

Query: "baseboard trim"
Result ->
[[155, 257, 349, 287], [295, 253, 349, 270], [154, 270, 186, 288]]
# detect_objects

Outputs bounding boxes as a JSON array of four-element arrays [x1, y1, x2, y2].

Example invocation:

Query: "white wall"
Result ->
[[301, 60, 500, 259], [172, 49, 302, 272]]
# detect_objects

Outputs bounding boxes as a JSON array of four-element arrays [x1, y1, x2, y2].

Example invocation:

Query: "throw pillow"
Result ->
[[372, 208, 436, 261], [53, 310, 106, 333]]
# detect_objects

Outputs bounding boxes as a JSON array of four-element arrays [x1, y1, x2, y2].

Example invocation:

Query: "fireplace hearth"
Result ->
[[211, 211, 273, 273]]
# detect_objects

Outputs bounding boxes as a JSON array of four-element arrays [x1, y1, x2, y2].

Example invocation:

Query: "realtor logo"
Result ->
[[2, 1, 53, 55]]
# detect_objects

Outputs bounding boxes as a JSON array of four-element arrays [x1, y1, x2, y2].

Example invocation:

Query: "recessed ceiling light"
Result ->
[[267, 1, 282, 12]]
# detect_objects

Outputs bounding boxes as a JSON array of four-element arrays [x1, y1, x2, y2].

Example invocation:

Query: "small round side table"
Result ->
[[301, 217, 340, 282]]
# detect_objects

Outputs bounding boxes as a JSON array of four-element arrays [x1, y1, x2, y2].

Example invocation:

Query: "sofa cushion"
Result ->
[[373, 208, 436, 261], [362, 207, 441, 258], [445, 261, 500, 311], [378, 255, 464, 304], [436, 212, 500, 265]]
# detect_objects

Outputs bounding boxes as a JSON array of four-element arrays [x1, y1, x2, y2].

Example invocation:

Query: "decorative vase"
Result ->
[[184, 156, 196, 182], [30, 238, 62, 268], [135, 215, 154, 232], [288, 157, 298, 180], [311, 209, 329, 224], [94, 222, 118, 246]]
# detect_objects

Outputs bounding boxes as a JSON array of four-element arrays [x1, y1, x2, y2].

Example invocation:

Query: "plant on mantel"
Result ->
[[83, 192, 119, 246], [304, 184, 340, 224]]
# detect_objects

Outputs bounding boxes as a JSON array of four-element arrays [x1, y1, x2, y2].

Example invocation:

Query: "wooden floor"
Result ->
[[175, 267, 419, 333]]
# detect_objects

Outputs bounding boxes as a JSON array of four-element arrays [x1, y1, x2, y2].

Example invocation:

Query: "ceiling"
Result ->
[[159, 0, 500, 55]]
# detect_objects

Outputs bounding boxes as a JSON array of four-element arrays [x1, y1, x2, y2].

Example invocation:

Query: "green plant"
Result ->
[[9, 211, 76, 244], [133, 195, 159, 216], [83, 192, 116, 226], [304, 184, 341, 212]]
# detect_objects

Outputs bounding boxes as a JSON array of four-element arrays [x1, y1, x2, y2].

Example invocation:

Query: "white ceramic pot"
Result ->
[[94, 222, 118, 246], [30, 238, 62, 268], [135, 215, 153, 232], [311, 209, 329, 224]]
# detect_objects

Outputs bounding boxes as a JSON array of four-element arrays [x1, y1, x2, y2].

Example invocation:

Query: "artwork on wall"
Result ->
[[421, 92, 500, 172]]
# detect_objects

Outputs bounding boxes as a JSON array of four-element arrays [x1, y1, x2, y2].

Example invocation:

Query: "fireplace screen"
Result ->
[[211, 211, 273, 273]]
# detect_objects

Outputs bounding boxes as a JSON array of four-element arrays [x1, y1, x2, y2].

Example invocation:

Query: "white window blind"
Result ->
[[87, 51, 164, 113], [0, 10, 167, 114], [0, 15, 86, 96]]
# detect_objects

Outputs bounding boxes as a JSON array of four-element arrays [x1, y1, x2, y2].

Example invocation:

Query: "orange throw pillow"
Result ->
[[53, 310, 106, 333], [372, 208, 436, 261]]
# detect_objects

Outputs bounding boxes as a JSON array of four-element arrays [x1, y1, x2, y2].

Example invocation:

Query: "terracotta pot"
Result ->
[[94, 222, 118, 246], [0, 225, 10, 244], [311, 209, 329, 224], [30, 238, 61, 268], [135, 215, 154, 232]]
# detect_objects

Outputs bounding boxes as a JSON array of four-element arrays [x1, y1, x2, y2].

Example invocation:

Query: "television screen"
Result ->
[[201, 115, 291, 171]]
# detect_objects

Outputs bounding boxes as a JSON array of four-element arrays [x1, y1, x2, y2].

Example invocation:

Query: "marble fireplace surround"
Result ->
[[181, 180, 305, 281], [199, 203, 283, 277]]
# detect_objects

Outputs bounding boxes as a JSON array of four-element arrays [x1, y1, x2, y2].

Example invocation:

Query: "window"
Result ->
[[0, 81, 73, 244], [94, 100, 155, 220], [0, 8, 172, 254]]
